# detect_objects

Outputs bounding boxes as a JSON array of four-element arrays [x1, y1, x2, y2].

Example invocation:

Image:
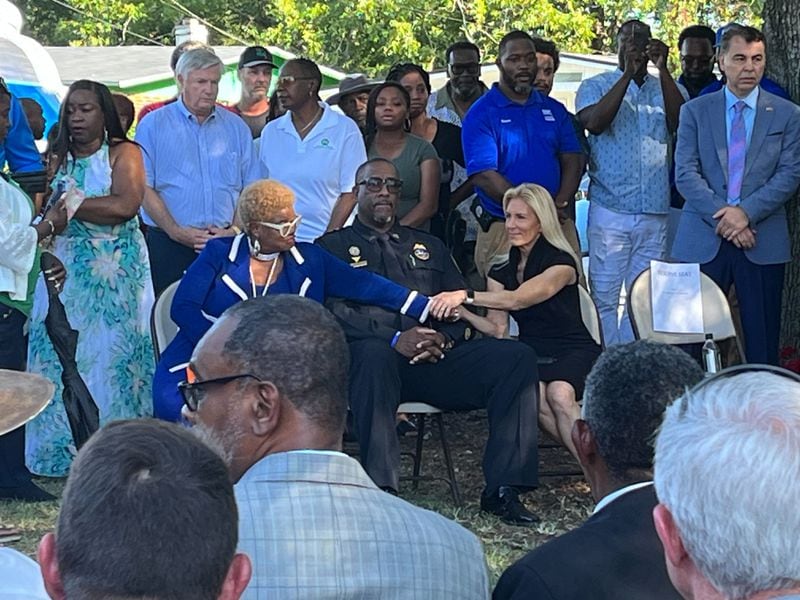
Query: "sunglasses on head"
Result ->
[[357, 176, 403, 193]]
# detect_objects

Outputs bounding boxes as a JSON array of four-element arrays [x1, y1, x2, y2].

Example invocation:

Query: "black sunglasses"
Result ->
[[450, 63, 480, 76], [178, 373, 263, 412], [680, 55, 714, 65], [679, 363, 800, 418], [357, 176, 403, 193]]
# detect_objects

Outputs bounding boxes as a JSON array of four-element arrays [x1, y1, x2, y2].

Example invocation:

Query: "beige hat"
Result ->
[[0, 370, 54, 436]]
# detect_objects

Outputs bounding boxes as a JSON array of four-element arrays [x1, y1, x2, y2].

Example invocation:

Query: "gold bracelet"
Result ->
[[44, 219, 56, 236]]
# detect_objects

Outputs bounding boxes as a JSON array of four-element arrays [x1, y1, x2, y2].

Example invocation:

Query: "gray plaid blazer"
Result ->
[[235, 450, 490, 599]]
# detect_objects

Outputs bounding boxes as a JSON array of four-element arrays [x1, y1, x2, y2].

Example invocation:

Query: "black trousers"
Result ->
[[146, 227, 199, 296], [348, 337, 540, 493], [0, 304, 33, 488]]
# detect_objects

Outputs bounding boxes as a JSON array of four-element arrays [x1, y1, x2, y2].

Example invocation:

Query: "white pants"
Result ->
[[588, 203, 667, 346]]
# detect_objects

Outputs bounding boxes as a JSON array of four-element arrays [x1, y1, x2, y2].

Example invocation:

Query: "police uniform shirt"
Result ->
[[316, 218, 469, 344]]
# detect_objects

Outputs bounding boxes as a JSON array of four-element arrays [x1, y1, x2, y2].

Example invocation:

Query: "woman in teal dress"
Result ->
[[26, 80, 155, 476]]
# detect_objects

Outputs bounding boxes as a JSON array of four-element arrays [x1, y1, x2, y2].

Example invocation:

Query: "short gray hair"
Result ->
[[175, 47, 223, 81], [654, 372, 800, 599], [582, 341, 703, 478]]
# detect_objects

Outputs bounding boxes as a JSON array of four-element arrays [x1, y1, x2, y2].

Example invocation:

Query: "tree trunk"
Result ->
[[763, 0, 800, 350]]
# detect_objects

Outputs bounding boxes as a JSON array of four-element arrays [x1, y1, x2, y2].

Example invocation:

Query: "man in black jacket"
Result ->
[[316, 158, 540, 524], [493, 341, 703, 599]]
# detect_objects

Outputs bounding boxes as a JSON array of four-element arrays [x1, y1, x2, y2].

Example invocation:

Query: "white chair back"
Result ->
[[628, 268, 742, 357], [150, 280, 180, 361], [577, 284, 603, 348]]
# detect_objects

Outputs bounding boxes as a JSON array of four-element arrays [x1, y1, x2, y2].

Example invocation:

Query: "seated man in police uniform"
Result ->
[[316, 158, 541, 524]]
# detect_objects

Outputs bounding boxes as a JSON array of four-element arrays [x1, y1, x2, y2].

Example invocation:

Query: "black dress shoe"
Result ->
[[480, 486, 539, 525], [0, 481, 56, 502], [396, 416, 418, 437]]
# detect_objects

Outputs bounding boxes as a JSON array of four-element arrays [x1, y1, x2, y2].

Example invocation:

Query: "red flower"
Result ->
[[783, 358, 800, 374]]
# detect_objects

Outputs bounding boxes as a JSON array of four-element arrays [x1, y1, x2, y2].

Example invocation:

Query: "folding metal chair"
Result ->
[[397, 402, 462, 506], [628, 267, 745, 362]]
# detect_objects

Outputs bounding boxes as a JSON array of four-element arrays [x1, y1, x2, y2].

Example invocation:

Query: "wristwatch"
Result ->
[[465, 289, 475, 305]]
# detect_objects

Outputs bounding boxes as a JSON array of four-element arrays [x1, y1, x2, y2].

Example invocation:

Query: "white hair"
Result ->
[[654, 372, 800, 600], [175, 47, 223, 81]]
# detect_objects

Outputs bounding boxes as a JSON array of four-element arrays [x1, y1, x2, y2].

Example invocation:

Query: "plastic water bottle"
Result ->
[[702, 333, 721, 374]]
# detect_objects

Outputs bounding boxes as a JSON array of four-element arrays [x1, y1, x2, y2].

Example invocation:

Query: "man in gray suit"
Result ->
[[182, 295, 490, 600], [672, 25, 800, 365]]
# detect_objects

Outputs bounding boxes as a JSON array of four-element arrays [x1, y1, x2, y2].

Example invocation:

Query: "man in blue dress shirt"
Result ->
[[698, 23, 792, 101], [462, 30, 583, 280], [672, 26, 800, 365], [136, 48, 260, 294]]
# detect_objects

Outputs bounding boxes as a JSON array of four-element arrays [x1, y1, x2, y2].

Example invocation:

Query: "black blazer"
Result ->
[[493, 485, 681, 600]]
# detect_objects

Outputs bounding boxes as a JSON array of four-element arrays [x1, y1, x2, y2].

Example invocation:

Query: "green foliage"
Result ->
[[18, 0, 761, 74]]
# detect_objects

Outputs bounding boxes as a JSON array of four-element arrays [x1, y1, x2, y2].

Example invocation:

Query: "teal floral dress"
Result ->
[[26, 144, 155, 476]]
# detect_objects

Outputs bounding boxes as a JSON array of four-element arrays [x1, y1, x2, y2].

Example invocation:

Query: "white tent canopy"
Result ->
[[1, 0, 64, 97]]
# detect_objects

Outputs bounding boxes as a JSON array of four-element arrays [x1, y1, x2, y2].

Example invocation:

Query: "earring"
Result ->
[[253, 238, 261, 254]]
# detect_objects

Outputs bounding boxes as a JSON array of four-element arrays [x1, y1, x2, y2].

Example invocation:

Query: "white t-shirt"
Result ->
[[259, 103, 367, 242]]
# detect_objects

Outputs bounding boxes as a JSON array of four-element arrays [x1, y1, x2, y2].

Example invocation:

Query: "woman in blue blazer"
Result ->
[[153, 179, 432, 421]]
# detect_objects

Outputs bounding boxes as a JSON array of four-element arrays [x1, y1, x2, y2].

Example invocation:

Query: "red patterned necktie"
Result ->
[[727, 101, 747, 204]]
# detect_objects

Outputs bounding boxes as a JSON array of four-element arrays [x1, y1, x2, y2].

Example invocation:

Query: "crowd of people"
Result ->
[[3, 299, 800, 600], [2, 14, 800, 600]]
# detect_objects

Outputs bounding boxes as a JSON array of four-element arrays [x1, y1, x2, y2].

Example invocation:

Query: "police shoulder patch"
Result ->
[[412, 242, 430, 261]]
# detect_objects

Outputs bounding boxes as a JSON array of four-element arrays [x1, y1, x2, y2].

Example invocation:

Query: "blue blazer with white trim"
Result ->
[[152, 234, 430, 421]]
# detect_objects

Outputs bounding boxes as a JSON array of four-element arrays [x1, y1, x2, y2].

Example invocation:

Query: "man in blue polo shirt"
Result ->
[[0, 80, 42, 174], [462, 30, 583, 279]]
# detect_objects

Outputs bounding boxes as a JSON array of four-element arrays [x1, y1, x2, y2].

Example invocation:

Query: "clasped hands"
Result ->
[[428, 290, 468, 321], [171, 224, 238, 252], [395, 327, 451, 365], [622, 38, 669, 76], [714, 206, 756, 250]]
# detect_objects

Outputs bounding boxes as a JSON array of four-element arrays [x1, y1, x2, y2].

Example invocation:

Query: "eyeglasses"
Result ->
[[679, 363, 800, 418], [449, 63, 480, 76], [680, 55, 714, 65], [178, 373, 263, 412], [277, 75, 316, 86], [255, 215, 302, 237], [357, 177, 403, 193]]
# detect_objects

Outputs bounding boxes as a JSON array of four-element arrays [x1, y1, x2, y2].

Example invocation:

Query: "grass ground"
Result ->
[[0, 412, 592, 586]]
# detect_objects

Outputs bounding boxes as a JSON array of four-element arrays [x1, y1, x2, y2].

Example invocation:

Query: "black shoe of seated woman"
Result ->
[[480, 486, 539, 525]]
